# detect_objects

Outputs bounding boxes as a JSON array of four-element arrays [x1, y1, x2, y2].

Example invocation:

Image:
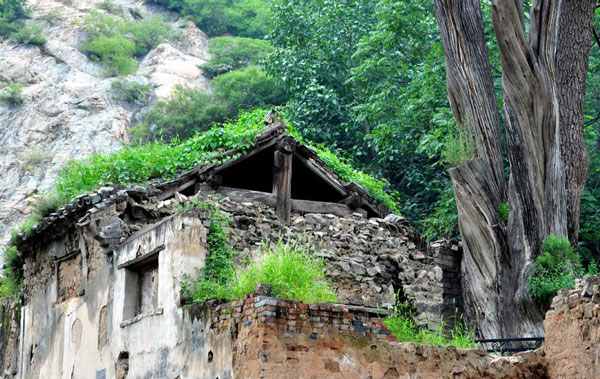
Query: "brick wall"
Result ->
[[205, 295, 546, 378], [212, 295, 397, 343]]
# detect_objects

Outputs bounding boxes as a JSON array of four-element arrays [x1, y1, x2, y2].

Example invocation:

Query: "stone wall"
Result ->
[[209, 293, 546, 379], [544, 274, 600, 377], [431, 240, 464, 329], [196, 192, 457, 330]]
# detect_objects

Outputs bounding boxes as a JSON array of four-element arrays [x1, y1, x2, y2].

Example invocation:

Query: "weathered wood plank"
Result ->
[[209, 187, 360, 218], [274, 150, 293, 223]]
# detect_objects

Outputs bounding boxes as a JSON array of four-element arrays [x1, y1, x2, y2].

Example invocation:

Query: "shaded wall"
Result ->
[[18, 212, 232, 379]]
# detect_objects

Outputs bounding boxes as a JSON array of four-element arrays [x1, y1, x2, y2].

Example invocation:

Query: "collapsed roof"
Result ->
[[16, 112, 395, 248]]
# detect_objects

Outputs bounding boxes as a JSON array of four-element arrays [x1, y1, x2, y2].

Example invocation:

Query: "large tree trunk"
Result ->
[[435, 0, 595, 339], [492, 0, 595, 337], [434, 0, 507, 339]]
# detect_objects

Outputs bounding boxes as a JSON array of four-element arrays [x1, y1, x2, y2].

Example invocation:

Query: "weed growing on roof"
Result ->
[[9, 109, 400, 259], [55, 109, 268, 204]]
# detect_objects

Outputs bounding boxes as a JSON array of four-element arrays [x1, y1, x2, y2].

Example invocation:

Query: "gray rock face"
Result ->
[[0, 0, 210, 257]]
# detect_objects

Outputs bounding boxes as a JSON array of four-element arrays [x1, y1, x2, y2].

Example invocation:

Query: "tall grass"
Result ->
[[443, 121, 475, 167], [384, 303, 476, 349], [229, 239, 337, 303], [189, 238, 337, 304]]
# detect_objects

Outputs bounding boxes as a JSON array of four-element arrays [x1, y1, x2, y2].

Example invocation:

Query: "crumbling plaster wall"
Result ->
[[18, 212, 232, 379], [14, 189, 464, 378]]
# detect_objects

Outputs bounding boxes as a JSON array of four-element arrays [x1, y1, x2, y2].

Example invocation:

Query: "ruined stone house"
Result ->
[[3, 120, 465, 378]]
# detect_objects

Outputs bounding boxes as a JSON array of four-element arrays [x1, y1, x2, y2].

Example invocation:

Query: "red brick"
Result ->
[[322, 341, 343, 349]]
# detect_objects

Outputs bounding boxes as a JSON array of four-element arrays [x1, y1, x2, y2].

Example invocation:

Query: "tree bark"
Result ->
[[492, 0, 594, 337], [435, 0, 594, 338], [434, 0, 507, 338], [553, 1, 595, 247]]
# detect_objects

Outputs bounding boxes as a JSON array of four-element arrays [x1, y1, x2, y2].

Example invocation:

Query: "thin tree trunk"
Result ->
[[554, 1, 595, 247]]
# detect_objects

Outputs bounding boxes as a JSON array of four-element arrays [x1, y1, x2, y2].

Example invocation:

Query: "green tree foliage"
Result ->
[[145, 0, 271, 38], [81, 12, 173, 75], [0, 0, 27, 37], [201, 36, 274, 78], [138, 67, 286, 141], [267, 0, 375, 148], [268, 0, 456, 234]]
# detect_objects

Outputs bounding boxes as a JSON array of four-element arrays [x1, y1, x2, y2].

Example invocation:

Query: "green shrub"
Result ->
[[139, 67, 285, 141], [118, 15, 175, 56], [140, 86, 227, 141], [497, 202, 509, 223], [81, 12, 173, 75], [212, 66, 286, 110], [111, 79, 153, 105], [146, 0, 271, 38], [13, 23, 47, 46], [83, 34, 138, 75], [201, 36, 274, 78], [528, 235, 582, 307], [0, 84, 24, 106], [0, 0, 27, 37]]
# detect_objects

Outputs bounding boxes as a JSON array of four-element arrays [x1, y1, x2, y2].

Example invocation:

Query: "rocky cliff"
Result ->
[[0, 0, 210, 256]]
